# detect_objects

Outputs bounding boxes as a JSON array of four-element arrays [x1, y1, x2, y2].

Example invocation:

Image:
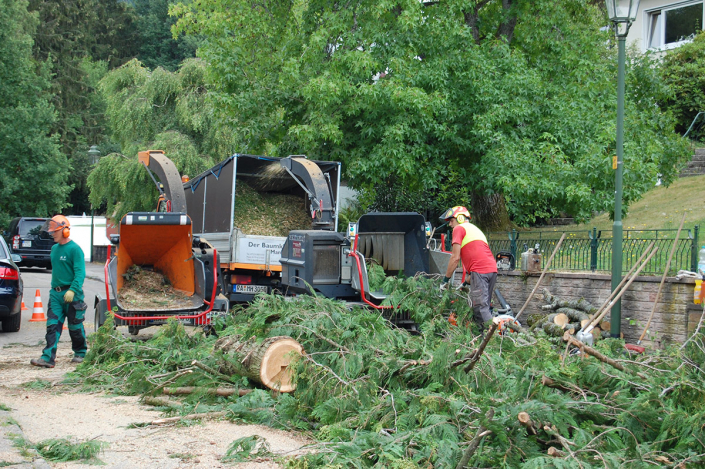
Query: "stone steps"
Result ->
[[679, 148, 705, 177]]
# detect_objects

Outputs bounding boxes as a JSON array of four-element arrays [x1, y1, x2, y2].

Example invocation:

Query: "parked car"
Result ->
[[0, 236, 23, 332], [3, 217, 54, 268]]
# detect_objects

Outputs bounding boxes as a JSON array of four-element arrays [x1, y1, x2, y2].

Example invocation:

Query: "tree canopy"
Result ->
[[0, 0, 69, 226], [88, 58, 232, 220], [172, 0, 690, 227]]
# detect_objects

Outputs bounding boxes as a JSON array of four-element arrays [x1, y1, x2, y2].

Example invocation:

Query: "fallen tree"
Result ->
[[77, 267, 705, 468]]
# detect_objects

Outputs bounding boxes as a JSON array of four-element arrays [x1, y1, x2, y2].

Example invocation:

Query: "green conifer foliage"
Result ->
[[77, 272, 705, 467]]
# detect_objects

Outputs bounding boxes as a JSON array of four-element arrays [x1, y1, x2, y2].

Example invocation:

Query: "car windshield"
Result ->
[[19, 220, 46, 237]]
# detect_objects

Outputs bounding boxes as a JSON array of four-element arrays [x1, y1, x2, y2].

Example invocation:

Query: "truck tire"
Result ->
[[2, 312, 21, 332]]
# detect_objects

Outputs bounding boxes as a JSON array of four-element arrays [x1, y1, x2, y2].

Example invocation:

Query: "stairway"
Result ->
[[680, 148, 705, 177]]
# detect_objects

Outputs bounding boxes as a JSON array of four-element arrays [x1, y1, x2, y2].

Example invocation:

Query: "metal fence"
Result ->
[[485, 226, 700, 276]]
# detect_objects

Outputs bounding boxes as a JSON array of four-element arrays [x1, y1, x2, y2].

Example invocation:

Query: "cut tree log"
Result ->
[[527, 313, 545, 328], [517, 411, 537, 435], [600, 321, 611, 332], [543, 322, 565, 337], [542, 289, 598, 316], [547, 446, 566, 457], [555, 307, 590, 325], [591, 327, 602, 341], [163, 387, 252, 397], [215, 335, 304, 393], [553, 313, 569, 328], [562, 332, 647, 379]]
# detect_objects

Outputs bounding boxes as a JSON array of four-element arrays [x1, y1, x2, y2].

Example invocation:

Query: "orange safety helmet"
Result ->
[[44, 215, 71, 238], [440, 206, 471, 224]]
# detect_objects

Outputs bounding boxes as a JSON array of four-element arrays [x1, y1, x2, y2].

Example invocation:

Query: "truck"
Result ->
[[94, 149, 459, 334]]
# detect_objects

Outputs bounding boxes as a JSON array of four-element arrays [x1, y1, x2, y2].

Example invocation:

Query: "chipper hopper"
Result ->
[[93, 212, 227, 335]]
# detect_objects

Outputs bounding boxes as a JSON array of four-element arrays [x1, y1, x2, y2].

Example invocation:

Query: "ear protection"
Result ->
[[62, 226, 70, 238], [456, 214, 467, 224]]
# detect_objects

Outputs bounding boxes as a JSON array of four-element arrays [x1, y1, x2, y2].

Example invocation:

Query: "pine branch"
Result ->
[[456, 408, 494, 469]]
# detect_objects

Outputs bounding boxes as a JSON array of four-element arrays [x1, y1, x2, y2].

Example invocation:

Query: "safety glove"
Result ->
[[63, 289, 75, 303], [439, 277, 451, 292]]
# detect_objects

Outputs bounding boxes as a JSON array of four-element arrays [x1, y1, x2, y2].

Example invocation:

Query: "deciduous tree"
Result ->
[[173, 0, 689, 228], [0, 0, 69, 227]]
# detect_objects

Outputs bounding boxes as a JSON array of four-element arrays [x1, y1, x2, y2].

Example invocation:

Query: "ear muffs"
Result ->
[[456, 214, 466, 224], [62, 226, 70, 238]]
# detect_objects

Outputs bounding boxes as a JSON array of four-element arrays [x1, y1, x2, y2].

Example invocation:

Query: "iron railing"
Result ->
[[483, 226, 700, 276]]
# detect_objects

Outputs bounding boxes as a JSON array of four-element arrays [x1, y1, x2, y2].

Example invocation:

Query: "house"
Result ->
[[627, 0, 704, 52]]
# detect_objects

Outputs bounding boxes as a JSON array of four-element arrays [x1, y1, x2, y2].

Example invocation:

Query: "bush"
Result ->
[[661, 30, 705, 138]]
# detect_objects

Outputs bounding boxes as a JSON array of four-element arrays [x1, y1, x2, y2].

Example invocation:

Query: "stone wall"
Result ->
[[490, 271, 703, 348]]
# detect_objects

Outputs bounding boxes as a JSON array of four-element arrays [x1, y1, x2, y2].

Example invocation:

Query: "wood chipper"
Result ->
[[93, 212, 228, 335]]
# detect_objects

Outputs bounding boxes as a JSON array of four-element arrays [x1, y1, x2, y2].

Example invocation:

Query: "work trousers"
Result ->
[[41, 289, 87, 365], [470, 271, 498, 326]]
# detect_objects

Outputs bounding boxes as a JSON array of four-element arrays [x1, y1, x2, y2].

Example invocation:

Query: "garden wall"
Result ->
[[491, 271, 703, 348]]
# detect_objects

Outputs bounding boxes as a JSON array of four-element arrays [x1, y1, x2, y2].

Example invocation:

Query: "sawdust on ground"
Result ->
[[119, 266, 195, 310], [0, 338, 314, 468], [233, 181, 313, 237]]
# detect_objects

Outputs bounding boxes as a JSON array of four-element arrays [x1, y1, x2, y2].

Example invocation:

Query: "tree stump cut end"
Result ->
[[259, 337, 304, 393]]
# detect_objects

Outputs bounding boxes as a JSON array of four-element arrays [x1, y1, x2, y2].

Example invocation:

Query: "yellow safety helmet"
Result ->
[[440, 206, 471, 224]]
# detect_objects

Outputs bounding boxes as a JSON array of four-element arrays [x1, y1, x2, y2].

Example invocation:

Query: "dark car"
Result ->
[[0, 236, 23, 332], [4, 217, 55, 268]]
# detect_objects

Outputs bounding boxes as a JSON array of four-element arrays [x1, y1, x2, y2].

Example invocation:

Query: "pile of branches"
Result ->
[[73, 268, 705, 468]]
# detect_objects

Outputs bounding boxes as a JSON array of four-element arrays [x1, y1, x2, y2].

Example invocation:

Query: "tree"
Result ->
[[0, 0, 70, 227], [134, 0, 201, 71], [660, 30, 705, 138], [173, 0, 690, 229], [88, 58, 233, 220], [28, 0, 138, 214]]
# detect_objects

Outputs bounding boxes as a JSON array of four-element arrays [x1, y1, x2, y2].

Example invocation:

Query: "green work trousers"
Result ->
[[40, 289, 87, 365]]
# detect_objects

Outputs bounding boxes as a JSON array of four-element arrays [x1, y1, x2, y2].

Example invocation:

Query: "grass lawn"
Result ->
[[531, 174, 705, 235]]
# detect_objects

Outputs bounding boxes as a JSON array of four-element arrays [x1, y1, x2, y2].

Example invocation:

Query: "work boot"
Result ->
[[71, 356, 84, 364], [30, 358, 55, 368]]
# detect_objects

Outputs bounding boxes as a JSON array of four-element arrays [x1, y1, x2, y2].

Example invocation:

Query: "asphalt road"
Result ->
[[0, 263, 106, 347]]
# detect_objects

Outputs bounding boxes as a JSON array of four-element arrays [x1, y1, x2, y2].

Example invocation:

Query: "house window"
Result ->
[[646, 1, 703, 50]]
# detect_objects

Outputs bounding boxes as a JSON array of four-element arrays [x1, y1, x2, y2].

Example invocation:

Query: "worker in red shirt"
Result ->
[[439, 206, 497, 328]]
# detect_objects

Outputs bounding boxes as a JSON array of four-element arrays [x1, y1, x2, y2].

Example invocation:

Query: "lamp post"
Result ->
[[87, 145, 101, 263], [605, 0, 639, 338]]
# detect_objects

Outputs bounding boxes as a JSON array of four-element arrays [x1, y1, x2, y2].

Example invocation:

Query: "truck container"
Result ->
[[181, 153, 341, 302]]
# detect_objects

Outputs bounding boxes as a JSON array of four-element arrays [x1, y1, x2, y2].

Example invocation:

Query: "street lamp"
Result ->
[[605, 0, 639, 338], [87, 145, 101, 263]]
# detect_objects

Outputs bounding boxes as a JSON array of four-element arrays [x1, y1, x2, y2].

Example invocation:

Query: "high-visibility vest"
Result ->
[[458, 222, 489, 248]]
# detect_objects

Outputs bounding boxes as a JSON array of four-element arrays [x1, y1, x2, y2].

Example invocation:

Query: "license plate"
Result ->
[[22, 240, 31, 248], [235, 284, 268, 294]]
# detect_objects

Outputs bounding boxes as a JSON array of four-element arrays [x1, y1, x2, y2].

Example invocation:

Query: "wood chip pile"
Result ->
[[233, 181, 313, 237], [119, 265, 194, 310]]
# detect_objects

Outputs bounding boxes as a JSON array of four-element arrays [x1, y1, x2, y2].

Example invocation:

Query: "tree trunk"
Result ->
[[472, 192, 511, 232], [214, 335, 304, 393]]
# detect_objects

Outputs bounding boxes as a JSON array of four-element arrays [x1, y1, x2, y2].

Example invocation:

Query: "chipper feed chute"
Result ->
[[356, 212, 430, 277]]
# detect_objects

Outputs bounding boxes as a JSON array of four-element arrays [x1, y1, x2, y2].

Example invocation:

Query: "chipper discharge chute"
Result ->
[[93, 212, 225, 335]]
